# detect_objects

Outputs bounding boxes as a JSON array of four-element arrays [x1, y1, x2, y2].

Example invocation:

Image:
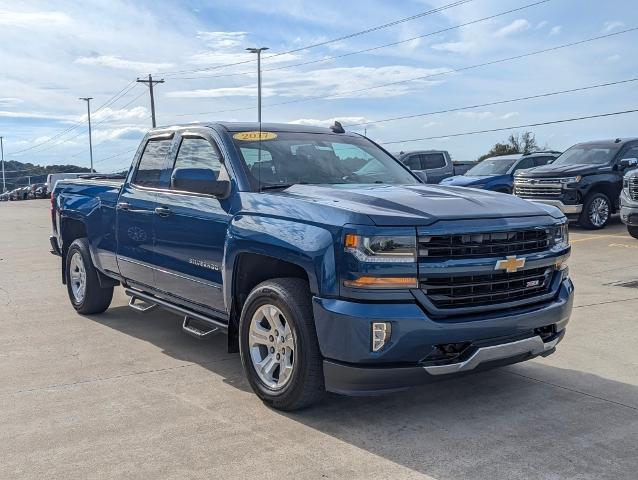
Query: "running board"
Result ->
[[128, 295, 158, 313], [124, 288, 228, 335]]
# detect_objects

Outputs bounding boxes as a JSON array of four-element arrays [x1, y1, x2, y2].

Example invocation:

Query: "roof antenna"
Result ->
[[330, 120, 345, 134]]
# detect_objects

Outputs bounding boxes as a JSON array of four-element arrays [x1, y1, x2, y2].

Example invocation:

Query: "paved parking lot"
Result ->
[[1, 200, 637, 479]]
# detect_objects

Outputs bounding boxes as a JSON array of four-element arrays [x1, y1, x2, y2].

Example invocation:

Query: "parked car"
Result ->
[[440, 152, 561, 193], [514, 138, 638, 229], [0, 192, 9, 202], [620, 169, 638, 239], [395, 150, 458, 184], [9, 188, 23, 201], [51, 122, 573, 410]]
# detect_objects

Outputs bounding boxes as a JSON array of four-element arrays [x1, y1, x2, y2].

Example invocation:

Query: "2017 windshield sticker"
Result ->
[[233, 131, 278, 141]]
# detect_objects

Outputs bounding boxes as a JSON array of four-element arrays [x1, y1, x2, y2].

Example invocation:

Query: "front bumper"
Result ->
[[526, 199, 582, 215], [314, 278, 573, 395]]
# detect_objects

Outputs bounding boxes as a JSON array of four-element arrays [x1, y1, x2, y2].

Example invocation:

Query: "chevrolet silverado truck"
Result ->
[[621, 169, 638, 239], [50, 122, 573, 410], [514, 138, 638, 229]]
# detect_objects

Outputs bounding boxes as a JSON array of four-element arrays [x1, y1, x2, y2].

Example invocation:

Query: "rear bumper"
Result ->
[[314, 277, 573, 395]]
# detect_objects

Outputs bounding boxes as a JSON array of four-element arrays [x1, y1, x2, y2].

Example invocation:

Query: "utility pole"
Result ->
[[137, 74, 165, 128], [0, 136, 5, 193], [79, 97, 94, 172], [246, 47, 269, 123]]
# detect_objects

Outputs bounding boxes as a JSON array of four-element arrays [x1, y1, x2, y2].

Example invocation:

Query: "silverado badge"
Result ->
[[495, 255, 526, 273]]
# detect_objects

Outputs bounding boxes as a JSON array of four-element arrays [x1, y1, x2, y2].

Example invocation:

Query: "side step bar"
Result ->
[[124, 288, 228, 337]]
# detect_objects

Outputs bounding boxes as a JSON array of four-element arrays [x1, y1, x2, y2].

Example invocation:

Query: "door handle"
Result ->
[[117, 202, 131, 210], [154, 206, 172, 217]]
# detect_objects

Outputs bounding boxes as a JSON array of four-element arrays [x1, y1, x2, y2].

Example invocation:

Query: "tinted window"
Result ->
[[466, 157, 519, 176], [512, 157, 535, 172], [553, 144, 620, 166], [172, 137, 227, 182], [403, 155, 421, 170], [620, 146, 638, 160], [134, 139, 172, 187], [420, 153, 446, 169], [532, 156, 554, 167]]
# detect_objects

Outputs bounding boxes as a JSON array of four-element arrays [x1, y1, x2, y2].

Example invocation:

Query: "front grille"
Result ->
[[418, 229, 550, 259], [629, 176, 638, 201], [421, 266, 553, 309]]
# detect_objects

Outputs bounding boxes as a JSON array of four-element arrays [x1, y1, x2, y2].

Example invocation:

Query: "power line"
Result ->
[[171, 0, 551, 82], [159, 0, 475, 77], [382, 108, 638, 144], [345, 77, 638, 127], [174, 26, 638, 118]]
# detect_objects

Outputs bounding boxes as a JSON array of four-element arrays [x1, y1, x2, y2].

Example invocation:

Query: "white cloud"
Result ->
[[536, 20, 548, 29], [92, 126, 148, 142], [606, 54, 621, 62], [493, 19, 530, 38], [290, 117, 374, 128], [167, 86, 268, 99], [603, 21, 624, 33], [0, 110, 74, 121], [75, 55, 173, 72], [197, 31, 247, 48], [0, 97, 23, 107], [431, 41, 474, 53], [422, 121, 438, 129], [0, 11, 71, 28], [458, 111, 493, 120], [549, 26, 562, 36], [88, 106, 149, 122], [500, 112, 519, 120]]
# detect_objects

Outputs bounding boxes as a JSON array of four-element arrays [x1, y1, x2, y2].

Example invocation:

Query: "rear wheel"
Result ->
[[579, 193, 611, 229], [239, 278, 324, 410], [628, 225, 638, 239], [65, 238, 113, 314]]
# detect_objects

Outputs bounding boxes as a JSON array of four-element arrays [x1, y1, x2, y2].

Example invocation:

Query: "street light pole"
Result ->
[[246, 47, 269, 123], [79, 97, 94, 172], [0, 136, 5, 193]]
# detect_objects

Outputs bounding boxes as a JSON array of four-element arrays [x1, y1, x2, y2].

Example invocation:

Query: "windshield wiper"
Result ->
[[260, 182, 307, 191]]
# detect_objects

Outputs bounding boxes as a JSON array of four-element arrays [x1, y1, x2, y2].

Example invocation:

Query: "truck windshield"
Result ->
[[552, 144, 619, 166], [230, 131, 419, 190], [465, 157, 518, 176]]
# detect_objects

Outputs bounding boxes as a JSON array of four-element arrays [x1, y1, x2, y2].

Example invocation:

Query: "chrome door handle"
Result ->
[[117, 202, 131, 210], [154, 206, 172, 217]]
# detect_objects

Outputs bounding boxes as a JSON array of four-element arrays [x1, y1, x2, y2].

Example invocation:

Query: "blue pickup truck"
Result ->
[[51, 122, 574, 410]]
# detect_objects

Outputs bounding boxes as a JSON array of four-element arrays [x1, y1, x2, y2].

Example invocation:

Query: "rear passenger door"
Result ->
[[116, 135, 173, 289], [152, 131, 232, 313]]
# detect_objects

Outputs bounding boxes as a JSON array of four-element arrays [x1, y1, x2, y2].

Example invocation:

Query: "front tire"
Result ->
[[239, 278, 325, 410], [628, 225, 638, 239], [579, 193, 611, 230], [65, 238, 113, 314]]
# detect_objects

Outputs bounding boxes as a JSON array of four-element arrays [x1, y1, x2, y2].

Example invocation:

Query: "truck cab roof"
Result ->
[[152, 121, 360, 137]]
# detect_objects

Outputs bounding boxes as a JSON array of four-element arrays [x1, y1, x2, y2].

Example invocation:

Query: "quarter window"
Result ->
[[133, 138, 172, 188]]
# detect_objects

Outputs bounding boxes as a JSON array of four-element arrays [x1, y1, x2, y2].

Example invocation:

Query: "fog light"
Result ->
[[371, 322, 391, 352]]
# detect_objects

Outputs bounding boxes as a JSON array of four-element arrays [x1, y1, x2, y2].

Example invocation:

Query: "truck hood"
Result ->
[[439, 175, 509, 187], [273, 184, 561, 226], [515, 163, 612, 178]]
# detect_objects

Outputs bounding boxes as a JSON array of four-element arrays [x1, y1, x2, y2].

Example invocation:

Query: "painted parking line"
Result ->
[[571, 234, 633, 243], [608, 242, 638, 249]]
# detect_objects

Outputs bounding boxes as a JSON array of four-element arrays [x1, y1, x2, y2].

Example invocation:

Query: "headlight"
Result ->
[[344, 234, 416, 263], [550, 223, 569, 250], [559, 176, 581, 186]]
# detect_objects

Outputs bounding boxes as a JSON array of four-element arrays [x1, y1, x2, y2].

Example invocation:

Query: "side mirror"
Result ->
[[171, 168, 230, 198], [620, 158, 638, 169]]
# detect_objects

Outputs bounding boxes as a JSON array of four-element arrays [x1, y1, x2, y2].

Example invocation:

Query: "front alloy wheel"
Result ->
[[249, 304, 296, 390], [579, 193, 611, 230]]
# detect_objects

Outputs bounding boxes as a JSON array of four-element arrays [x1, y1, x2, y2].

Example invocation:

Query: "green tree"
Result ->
[[477, 131, 540, 161]]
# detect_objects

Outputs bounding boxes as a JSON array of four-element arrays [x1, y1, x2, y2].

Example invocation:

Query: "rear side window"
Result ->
[[403, 155, 421, 170], [532, 156, 553, 166], [420, 153, 446, 169], [133, 139, 172, 188], [512, 157, 535, 172], [172, 137, 227, 181]]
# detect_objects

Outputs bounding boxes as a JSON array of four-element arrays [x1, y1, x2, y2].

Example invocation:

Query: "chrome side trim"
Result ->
[[528, 199, 582, 214], [423, 335, 559, 376], [117, 256, 222, 290]]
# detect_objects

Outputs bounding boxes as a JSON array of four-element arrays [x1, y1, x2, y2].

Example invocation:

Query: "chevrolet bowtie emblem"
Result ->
[[495, 255, 526, 273]]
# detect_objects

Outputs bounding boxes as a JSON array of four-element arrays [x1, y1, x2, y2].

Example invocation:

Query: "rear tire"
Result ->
[[239, 278, 325, 410], [628, 225, 638, 239], [65, 238, 113, 314], [578, 193, 611, 230]]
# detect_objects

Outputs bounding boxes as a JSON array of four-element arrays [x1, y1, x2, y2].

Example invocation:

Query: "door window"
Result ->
[[171, 137, 228, 184], [532, 156, 553, 167], [512, 157, 535, 172], [620, 146, 638, 161], [420, 153, 446, 169], [133, 138, 172, 188]]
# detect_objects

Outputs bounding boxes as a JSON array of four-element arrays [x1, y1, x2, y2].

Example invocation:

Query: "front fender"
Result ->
[[224, 215, 340, 307]]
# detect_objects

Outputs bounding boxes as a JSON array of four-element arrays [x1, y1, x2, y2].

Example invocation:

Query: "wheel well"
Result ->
[[61, 218, 87, 255], [227, 253, 310, 353]]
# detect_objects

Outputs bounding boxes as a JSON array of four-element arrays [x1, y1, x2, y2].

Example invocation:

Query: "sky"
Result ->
[[1, 0, 637, 173]]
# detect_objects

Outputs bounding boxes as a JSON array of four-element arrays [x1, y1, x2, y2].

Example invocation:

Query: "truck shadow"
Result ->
[[93, 304, 638, 480]]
